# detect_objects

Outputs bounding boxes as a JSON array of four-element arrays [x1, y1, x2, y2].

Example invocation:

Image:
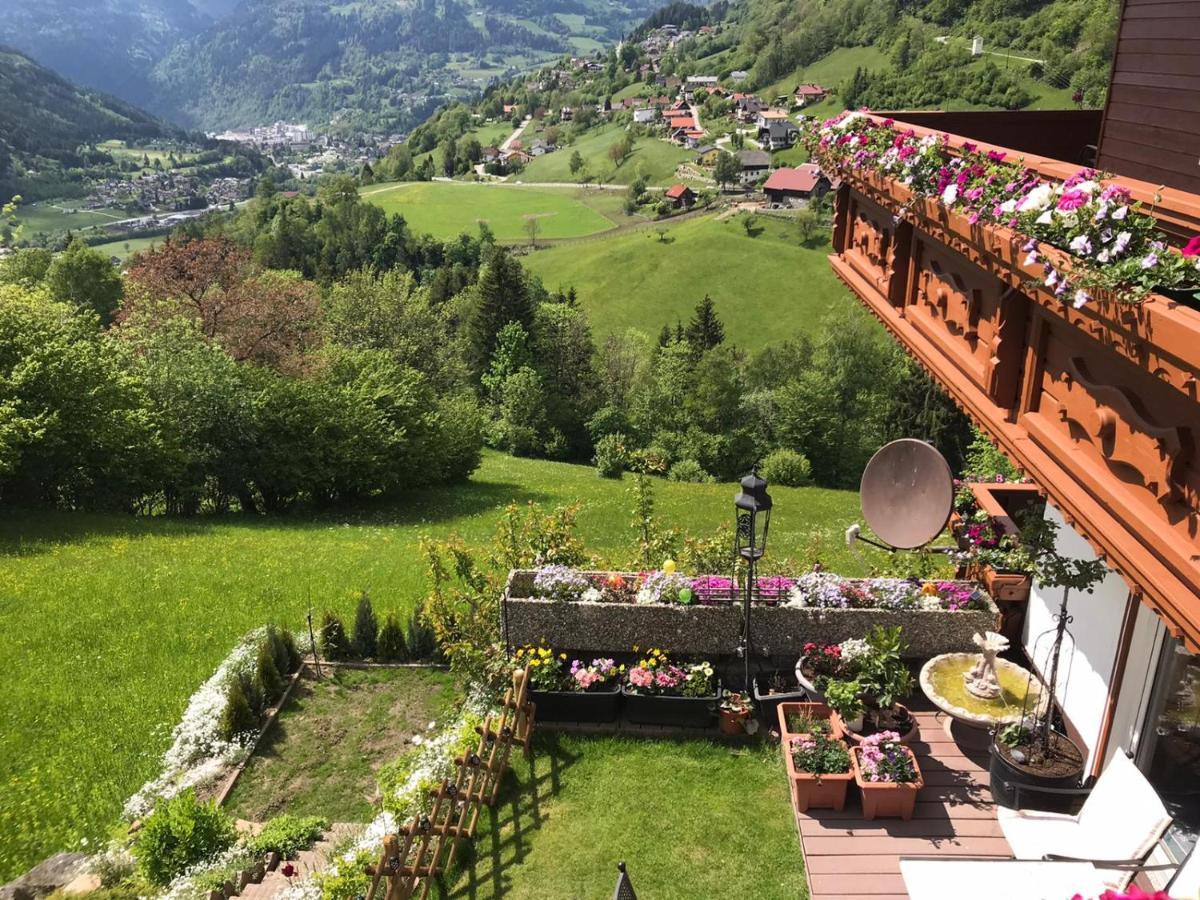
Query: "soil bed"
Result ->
[[224, 667, 457, 822], [995, 731, 1084, 779]]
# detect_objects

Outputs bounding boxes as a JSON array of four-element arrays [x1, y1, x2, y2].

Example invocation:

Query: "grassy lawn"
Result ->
[[0, 450, 865, 880], [445, 734, 807, 899], [359, 182, 618, 241], [18, 202, 127, 238], [522, 212, 847, 350], [515, 124, 692, 186], [90, 235, 165, 261], [225, 668, 457, 823], [760, 46, 889, 103]]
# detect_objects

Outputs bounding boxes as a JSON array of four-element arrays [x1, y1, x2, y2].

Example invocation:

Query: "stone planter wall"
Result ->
[[503, 571, 1000, 659]]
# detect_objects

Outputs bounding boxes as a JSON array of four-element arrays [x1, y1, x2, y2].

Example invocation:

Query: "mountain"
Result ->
[[0, 0, 673, 133], [0, 46, 184, 202]]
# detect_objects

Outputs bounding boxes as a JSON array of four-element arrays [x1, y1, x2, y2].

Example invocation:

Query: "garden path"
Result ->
[[793, 706, 1010, 899], [240, 823, 361, 900]]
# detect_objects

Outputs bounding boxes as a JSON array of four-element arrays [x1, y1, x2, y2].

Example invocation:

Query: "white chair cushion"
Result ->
[[901, 859, 1108, 900], [1076, 752, 1172, 865], [1170, 846, 1200, 899]]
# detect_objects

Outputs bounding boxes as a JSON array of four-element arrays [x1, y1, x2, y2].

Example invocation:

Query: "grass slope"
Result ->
[[515, 124, 692, 186], [359, 182, 618, 241], [0, 451, 863, 880], [447, 734, 807, 899], [523, 213, 846, 350]]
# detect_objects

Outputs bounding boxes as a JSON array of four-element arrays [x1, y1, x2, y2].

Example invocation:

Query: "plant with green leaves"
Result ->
[[856, 625, 913, 712], [352, 592, 378, 659], [133, 789, 236, 886], [247, 815, 328, 859], [823, 679, 865, 723], [377, 613, 408, 662]]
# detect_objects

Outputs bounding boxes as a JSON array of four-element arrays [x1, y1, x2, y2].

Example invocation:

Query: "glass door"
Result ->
[[1137, 638, 1200, 863]]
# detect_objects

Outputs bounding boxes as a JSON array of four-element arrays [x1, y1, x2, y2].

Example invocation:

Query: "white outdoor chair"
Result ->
[[996, 750, 1171, 885], [901, 842, 1198, 900]]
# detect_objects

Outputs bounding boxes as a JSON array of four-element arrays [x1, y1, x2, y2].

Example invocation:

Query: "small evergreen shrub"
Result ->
[[761, 448, 813, 486], [279, 628, 303, 672], [133, 789, 236, 886], [265, 624, 290, 677], [247, 814, 328, 859], [593, 432, 628, 479], [320, 611, 351, 661], [377, 613, 408, 662], [253, 641, 284, 705], [351, 593, 378, 659], [219, 677, 258, 740], [404, 608, 438, 661], [668, 459, 713, 483]]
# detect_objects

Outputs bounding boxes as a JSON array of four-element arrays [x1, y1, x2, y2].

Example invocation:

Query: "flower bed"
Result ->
[[515, 646, 622, 723], [504, 569, 999, 658]]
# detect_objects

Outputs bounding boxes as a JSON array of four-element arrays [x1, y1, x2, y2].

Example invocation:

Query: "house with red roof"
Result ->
[[664, 183, 696, 209], [793, 83, 828, 106], [762, 164, 829, 206]]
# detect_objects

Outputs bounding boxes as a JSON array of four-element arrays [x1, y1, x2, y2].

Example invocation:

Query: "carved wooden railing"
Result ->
[[826, 116, 1200, 653], [364, 667, 535, 900]]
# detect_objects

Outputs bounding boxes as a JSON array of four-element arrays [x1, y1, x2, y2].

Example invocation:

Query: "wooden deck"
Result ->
[[794, 709, 1010, 900]]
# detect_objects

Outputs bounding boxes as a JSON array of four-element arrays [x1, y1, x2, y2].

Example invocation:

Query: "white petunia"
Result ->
[[941, 183, 959, 205], [1017, 183, 1054, 213]]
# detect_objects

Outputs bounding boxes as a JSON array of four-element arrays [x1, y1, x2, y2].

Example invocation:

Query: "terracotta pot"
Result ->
[[776, 700, 833, 741], [719, 707, 750, 735], [784, 741, 853, 813], [851, 745, 924, 820], [831, 704, 919, 745]]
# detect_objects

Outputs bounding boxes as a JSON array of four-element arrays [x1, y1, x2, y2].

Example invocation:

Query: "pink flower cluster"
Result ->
[[570, 657, 617, 691], [857, 731, 918, 783]]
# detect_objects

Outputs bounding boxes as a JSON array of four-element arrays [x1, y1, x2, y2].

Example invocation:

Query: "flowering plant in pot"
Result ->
[[622, 648, 719, 728], [851, 730, 923, 820], [514, 645, 623, 723], [795, 638, 870, 702], [832, 626, 917, 743], [786, 733, 853, 813], [636, 570, 696, 605], [532, 565, 592, 602], [718, 691, 756, 735]]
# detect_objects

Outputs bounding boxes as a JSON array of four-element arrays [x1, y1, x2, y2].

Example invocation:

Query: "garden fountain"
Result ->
[[920, 632, 1047, 746]]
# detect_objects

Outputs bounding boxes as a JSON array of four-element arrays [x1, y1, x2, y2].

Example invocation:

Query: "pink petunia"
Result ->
[[1184, 235, 1200, 257], [1057, 190, 1089, 211]]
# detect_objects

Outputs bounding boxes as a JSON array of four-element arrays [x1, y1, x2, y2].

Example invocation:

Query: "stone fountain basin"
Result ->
[[919, 653, 1048, 729]]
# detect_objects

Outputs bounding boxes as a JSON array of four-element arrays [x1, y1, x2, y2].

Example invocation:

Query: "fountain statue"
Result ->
[[963, 631, 1008, 700]]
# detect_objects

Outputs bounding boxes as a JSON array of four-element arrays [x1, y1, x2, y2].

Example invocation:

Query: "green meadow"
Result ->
[[18, 202, 127, 239], [522, 212, 846, 350], [0, 451, 866, 880], [90, 235, 165, 261], [359, 181, 620, 241], [515, 124, 693, 186]]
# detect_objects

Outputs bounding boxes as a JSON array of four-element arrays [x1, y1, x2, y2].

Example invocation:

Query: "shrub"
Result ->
[[668, 459, 713, 483], [761, 448, 812, 486], [265, 625, 291, 678], [219, 676, 258, 740], [593, 432, 628, 478], [320, 611, 351, 661], [253, 641, 284, 704], [351, 593, 378, 659], [404, 607, 439, 661], [247, 814, 328, 859], [377, 613, 408, 662], [133, 789, 236, 886], [278, 628, 303, 672]]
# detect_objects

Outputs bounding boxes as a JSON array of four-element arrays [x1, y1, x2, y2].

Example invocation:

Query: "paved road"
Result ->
[[501, 116, 532, 151]]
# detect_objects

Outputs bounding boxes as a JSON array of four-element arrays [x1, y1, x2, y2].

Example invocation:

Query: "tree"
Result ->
[[464, 245, 535, 379], [795, 206, 820, 244], [608, 135, 634, 167], [0, 194, 21, 247], [46, 238, 124, 325], [352, 592, 378, 658], [713, 152, 740, 191], [442, 138, 458, 177], [741, 212, 758, 236], [0, 248, 52, 287], [523, 214, 542, 248], [685, 294, 725, 354], [569, 150, 585, 176]]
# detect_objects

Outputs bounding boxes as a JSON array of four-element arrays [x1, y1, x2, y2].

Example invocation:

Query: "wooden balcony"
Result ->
[[827, 114, 1200, 654]]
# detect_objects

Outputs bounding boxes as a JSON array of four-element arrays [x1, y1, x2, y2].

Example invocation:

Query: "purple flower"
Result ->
[[1021, 238, 1037, 253], [1142, 253, 1159, 269], [1073, 289, 1091, 309], [1069, 234, 1093, 256], [1113, 231, 1132, 255]]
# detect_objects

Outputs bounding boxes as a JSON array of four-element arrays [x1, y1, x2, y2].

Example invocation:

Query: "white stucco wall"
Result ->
[[1023, 504, 1133, 772]]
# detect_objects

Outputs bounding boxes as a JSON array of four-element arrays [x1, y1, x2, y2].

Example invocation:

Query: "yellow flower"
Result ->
[[539, 647, 551, 657], [559, 653, 567, 660]]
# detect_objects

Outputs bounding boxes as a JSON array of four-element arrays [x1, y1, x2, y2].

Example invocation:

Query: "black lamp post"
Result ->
[[734, 467, 772, 691]]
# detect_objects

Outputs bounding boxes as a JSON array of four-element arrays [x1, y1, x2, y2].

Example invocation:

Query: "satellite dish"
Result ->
[[859, 439, 954, 550]]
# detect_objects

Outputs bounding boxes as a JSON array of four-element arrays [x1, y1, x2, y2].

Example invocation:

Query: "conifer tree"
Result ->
[[320, 611, 351, 661], [685, 294, 725, 354], [377, 613, 408, 662], [351, 592, 378, 659], [220, 678, 258, 740], [466, 245, 535, 379]]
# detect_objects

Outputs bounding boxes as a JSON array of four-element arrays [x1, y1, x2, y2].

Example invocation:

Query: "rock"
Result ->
[[61, 874, 101, 896], [0, 853, 88, 900]]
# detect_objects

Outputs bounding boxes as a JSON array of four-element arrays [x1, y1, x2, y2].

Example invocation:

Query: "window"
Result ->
[[1138, 639, 1200, 862]]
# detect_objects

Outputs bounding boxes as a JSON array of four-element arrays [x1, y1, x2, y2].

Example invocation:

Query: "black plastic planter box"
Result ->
[[621, 682, 720, 728], [752, 672, 808, 727], [530, 683, 621, 723]]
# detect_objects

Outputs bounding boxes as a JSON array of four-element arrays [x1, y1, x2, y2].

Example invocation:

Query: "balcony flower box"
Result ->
[[529, 681, 621, 724], [621, 683, 719, 728], [851, 735, 924, 821], [785, 734, 853, 813]]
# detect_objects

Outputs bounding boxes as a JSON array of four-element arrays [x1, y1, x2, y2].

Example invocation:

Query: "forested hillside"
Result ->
[[0, 48, 185, 203], [671, 0, 1117, 110]]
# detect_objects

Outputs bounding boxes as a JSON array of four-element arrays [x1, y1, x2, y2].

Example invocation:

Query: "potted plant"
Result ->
[[777, 701, 834, 742], [989, 528, 1107, 810], [824, 679, 865, 735], [622, 648, 719, 728], [515, 646, 623, 723], [830, 627, 918, 743], [794, 640, 867, 702], [852, 730, 924, 820], [785, 733, 854, 813], [719, 691, 755, 735], [753, 669, 808, 725]]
